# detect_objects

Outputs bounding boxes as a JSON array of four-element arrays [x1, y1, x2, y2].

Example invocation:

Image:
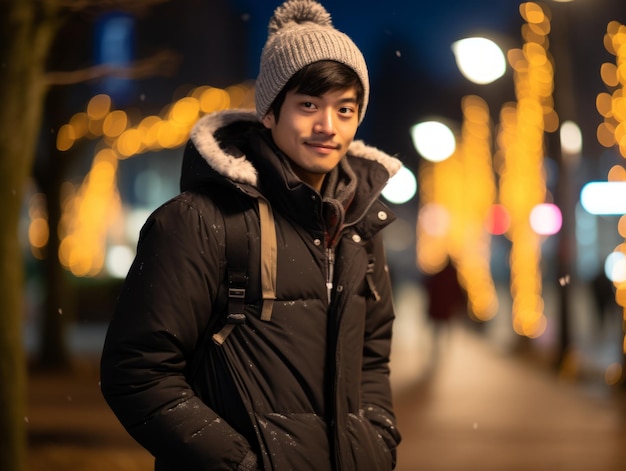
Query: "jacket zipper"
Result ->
[[325, 243, 340, 470], [326, 246, 335, 305]]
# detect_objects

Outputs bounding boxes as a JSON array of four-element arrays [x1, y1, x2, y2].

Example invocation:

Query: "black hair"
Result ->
[[268, 60, 364, 122]]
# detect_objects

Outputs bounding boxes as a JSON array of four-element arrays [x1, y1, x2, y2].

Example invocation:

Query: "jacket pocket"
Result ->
[[345, 412, 393, 471], [254, 412, 331, 470]]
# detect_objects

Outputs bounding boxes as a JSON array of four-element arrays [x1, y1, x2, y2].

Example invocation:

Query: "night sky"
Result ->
[[232, 0, 521, 84]]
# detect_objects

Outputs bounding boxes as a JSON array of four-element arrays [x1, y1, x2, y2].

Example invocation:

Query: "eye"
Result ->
[[302, 101, 316, 110], [339, 106, 356, 116]]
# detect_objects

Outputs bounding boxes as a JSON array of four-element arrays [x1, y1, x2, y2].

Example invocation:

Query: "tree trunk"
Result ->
[[0, 2, 60, 469], [33, 91, 74, 371]]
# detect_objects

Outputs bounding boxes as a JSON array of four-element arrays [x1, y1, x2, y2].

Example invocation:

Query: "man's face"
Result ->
[[262, 87, 360, 191]]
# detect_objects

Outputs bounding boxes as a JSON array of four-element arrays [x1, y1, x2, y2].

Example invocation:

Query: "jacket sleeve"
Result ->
[[360, 233, 402, 465], [100, 195, 256, 470]]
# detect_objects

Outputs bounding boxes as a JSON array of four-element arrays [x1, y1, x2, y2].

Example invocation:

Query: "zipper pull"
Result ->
[[326, 247, 335, 304]]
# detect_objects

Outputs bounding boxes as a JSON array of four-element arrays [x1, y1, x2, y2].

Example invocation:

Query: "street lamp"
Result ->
[[382, 165, 417, 205], [410, 121, 456, 162], [451, 37, 506, 85], [560, 120, 582, 157]]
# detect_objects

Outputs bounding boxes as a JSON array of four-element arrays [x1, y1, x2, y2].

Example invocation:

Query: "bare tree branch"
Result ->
[[46, 0, 170, 14], [44, 49, 181, 86]]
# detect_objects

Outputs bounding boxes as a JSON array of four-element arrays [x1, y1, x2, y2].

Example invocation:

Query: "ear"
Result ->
[[262, 112, 274, 129]]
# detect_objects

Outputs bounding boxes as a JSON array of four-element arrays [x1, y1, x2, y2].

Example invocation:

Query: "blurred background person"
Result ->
[[423, 260, 467, 370]]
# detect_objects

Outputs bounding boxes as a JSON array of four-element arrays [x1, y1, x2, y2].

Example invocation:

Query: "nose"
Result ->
[[313, 109, 336, 136]]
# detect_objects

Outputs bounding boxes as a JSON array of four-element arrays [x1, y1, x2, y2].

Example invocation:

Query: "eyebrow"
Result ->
[[293, 91, 358, 103], [337, 96, 358, 104], [294, 94, 358, 108]]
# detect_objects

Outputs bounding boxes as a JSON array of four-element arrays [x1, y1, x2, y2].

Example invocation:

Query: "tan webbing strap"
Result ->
[[258, 198, 277, 321], [211, 323, 235, 346]]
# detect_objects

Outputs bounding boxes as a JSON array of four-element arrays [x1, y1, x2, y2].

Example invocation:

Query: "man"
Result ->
[[100, 1, 402, 469]]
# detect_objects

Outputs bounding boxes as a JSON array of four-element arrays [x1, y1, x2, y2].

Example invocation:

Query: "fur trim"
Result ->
[[348, 140, 403, 177], [190, 109, 260, 187], [189, 109, 402, 187]]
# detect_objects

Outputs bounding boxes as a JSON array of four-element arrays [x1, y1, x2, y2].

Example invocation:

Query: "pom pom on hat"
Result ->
[[268, 0, 332, 33], [255, 0, 369, 123]]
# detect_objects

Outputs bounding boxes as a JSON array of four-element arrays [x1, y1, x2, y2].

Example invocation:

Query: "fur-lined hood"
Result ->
[[186, 109, 402, 189]]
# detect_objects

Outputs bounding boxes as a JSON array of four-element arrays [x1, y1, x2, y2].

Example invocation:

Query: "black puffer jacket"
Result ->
[[100, 109, 402, 470]]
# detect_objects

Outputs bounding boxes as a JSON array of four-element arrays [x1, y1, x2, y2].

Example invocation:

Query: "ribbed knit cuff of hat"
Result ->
[[237, 450, 259, 471], [255, 0, 369, 122]]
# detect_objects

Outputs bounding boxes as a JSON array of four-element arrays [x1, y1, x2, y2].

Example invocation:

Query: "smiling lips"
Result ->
[[305, 141, 339, 154]]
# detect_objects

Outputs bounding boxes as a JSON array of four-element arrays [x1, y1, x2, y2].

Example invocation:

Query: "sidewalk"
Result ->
[[27, 358, 153, 471], [391, 324, 626, 471]]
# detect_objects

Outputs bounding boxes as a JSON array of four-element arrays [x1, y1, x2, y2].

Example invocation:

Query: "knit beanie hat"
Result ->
[[255, 0, 370, 123]]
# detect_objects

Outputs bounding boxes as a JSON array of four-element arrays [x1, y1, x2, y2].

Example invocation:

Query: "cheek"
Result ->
[[340, 121, 359, 139]]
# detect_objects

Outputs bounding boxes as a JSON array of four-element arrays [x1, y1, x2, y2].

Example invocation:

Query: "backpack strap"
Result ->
[[212, 199, 250, 345], [258, 198, 277, 321], [211, 196, 277, 344]]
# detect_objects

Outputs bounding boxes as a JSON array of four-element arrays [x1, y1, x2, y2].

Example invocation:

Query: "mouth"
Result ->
[[305, 141, 339, 153]]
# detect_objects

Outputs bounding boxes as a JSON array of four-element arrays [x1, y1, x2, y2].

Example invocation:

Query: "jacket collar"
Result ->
[[188, 109, 403, 190]]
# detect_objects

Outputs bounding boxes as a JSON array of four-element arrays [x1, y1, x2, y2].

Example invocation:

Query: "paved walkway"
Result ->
[[391, 325, 626, 471]]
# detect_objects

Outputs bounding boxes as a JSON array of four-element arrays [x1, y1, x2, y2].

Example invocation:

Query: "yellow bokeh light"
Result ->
[[103, 110, 128, 138], [56, 124, 76, 151], [607, 20, 622, 37], [616, 285, 626, 307], [601, 62, 619, 87], [170, 97, 200, 126], [227, 84, 252, 108], [58, 235, 74, 268], [507, 48, 527, 72], [156, 120, 184, 149], [596, 92, 613, 117], [29, 217, 49, 249], [417, 251, 450, 275], [527, 19, 550, 37], [116, 128, 143, 157], [613, 30, 626, 48], [524, 42, 548, 66], [70, 112, 89, 140], [87, 94, 111, 121], [604, 34, 615, 56], [416, 92, 498, 321], [91, 162, 116, 192], [139, 116, 162, 148], [618, 216, 626, 239], [88, 118, 104, 137], [199, 87, 230, 113], [608, 164, 626, 182], [612, 96, 626, 122], [54, 80, 254, 277], [520, 3, 540, 24], [597, 122, 616, 147], [520, 2, 546, 25], [496, 3, 553, 337], [190, 85, 210, 100], [543, 109, 559, 133], [68, 245, 93, 277], [618, 121, 626, 145]]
